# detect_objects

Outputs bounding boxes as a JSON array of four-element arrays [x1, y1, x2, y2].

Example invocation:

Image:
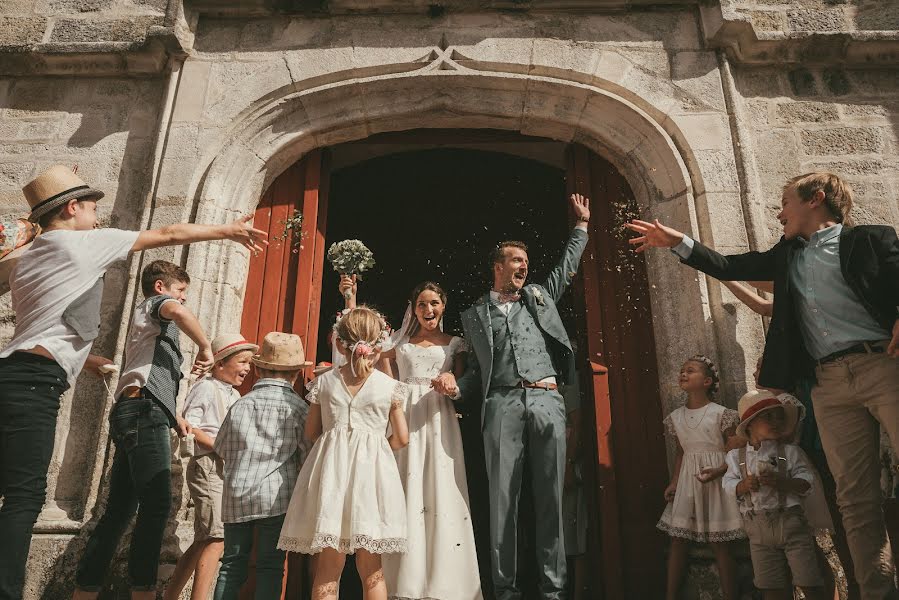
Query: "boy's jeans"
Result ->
[[813, 349, 899, 600], [213, 514, 287, 600], [76, 396, 172, 592], [0, 353, 68, 600]]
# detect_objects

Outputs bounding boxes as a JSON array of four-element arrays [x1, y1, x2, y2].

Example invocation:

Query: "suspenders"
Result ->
[[739, 442, 788, 509]]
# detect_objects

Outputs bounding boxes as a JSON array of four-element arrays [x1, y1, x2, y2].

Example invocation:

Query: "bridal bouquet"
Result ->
[[327, 239, 375, 298]]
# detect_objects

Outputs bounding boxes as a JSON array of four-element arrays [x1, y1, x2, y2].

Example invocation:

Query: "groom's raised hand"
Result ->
[[625, 219, 685, 253], [570, 193, 590, 222]]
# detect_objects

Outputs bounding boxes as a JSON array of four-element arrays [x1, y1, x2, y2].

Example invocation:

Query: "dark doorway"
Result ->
[[318, 148, 574, 598]]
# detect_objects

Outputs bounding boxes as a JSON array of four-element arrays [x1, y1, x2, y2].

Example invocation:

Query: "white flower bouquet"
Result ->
[[327, 239, 376, 298]]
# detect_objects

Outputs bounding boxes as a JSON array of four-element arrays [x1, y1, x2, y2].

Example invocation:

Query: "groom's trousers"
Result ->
[[483, 386, 567, 600]]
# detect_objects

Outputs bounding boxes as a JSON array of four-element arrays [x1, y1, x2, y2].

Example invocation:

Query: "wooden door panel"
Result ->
[[566, 145, 667, 599]]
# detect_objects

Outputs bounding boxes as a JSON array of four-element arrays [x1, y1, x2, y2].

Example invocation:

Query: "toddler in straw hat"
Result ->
[[212, 332, 311, 599], [165, 333, 258, 600], [0, 165, 267, 599], [722, 390, 826, 599]]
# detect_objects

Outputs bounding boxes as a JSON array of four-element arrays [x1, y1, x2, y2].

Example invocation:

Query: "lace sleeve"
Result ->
[[452, 336, 470, 355], [663, 413, 676, 437], [391, 381, 410, 409], [305, 378, 321, 405], [720, 408, 740, 432]]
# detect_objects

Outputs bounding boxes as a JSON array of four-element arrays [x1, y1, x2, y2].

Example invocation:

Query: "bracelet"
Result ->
[[577, 216, 589, 223]]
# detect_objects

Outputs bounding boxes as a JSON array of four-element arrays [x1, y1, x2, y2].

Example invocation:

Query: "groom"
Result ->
[[434, 193, 590, 600]]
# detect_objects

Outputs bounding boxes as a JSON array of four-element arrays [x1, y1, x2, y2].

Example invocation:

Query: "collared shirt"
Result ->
[[790, 224, 888, 359], [723, 441, 814, 516], [182, 376, 240, 455], [672, 227, 889, 359], [214, 378, 309, 523]]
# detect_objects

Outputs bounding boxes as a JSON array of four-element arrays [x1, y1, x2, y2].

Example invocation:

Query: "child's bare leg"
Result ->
[[355, 549, 387, 600], [710, 541, 737, 600], [72, 591, 98, 600], [311, 548, 345, 600], [190, 539, 224, 600], [798, 586, 828, 600], [665, 537, 689, 600], [163, 540, 205, 600], [131, 591, 155, 600]]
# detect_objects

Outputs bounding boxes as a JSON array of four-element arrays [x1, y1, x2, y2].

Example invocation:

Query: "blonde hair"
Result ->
[[335, 306, 386, 378], [784, 172, 854, 226]]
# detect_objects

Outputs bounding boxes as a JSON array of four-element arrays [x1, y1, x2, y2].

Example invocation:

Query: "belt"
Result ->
[[817, 341, 886, 366], [518, 381, 558, 391]]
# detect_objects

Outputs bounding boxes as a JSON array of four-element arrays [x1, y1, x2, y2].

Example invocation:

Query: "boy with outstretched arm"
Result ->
[[0, 165, 266, 600], [627, 172, 899, 599]]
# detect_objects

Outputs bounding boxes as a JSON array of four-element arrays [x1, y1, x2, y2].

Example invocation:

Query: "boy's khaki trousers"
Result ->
[[813, 347, 899, 600]]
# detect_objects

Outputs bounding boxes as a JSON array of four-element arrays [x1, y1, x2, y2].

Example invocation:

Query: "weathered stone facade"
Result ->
[[0, 0, 896, 597]]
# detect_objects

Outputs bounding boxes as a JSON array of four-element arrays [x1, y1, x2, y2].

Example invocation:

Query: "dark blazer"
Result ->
[[682, 225, 899, 390]]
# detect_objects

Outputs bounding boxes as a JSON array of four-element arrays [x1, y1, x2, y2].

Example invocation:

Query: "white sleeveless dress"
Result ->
[[657, 402, 746, 542], [277, 369, 408, 554], [383, 338, 483, 600]]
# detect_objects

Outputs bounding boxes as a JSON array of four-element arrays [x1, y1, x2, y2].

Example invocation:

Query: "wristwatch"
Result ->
[[577, 216, 589, 223]]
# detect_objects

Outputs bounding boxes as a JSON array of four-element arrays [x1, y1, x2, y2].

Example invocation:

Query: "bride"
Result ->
[[339, 275, 483, 600]]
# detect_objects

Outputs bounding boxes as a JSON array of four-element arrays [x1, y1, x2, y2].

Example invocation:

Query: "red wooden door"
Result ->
[[566, 145, 668, 599], [237, 148, 330, 600]]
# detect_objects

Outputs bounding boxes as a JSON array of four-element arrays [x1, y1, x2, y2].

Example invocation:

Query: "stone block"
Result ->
[[852, 198, 896, 226], [847, 71, 899, 97], [735, 67, 786, 99], [743, 99, 772, 127], [0, 16, 47, 47], [746, 9, 786, 31], [800, 127, 884, 156], [698, 191, 750, 248], [172, 60, 211, 123], [50, 16, 162, 44], [801, 157, 888, 176], [693, 150, 740, 194], [839, 103, 890, 120], [670, 51, 726, 112], [787, 68, 818, 97], [0, 161, 35, 187], [667, 112, 732, 151], [787, 8, 846, 32], [203, 59, 293, 124], [47, 0, 114, 14], [193, 19, 241, 53], [822, 69, 852, 96], [774, 101, 839, 124]]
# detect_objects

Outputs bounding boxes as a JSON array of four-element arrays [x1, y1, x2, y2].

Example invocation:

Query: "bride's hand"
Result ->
[[432, 372, 458, 397], [339, 274, 357, 308]]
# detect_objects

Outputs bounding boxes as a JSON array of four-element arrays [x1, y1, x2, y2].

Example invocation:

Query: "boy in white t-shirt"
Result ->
[[0, 165, 266, 600], [164, 334, 257, 600]]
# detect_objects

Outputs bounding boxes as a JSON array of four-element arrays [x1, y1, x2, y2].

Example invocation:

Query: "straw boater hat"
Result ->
[[252, 332, 313, 371], [23, 165, 105, 222], [735, 389, 799, 439], [312, 362, 333, 376], [212, 334, 258, 364]]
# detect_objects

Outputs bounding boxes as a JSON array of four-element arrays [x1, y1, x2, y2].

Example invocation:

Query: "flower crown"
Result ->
[[333, 307, 391, 358], [688, 354, 720, 397]]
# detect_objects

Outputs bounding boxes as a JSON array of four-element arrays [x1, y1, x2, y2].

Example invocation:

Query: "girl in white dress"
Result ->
[[377, 282, 483, 600], [277, 307, 410, 600], [657, 355, 744, 600]]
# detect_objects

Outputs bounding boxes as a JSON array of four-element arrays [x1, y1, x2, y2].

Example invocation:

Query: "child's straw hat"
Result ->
[[23, 165, 105, 222], [212, 334, 259, 364], [252, 332, 313, 371], [735, 389, 799, 439]]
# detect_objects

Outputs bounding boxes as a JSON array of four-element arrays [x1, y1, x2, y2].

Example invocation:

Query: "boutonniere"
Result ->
[[532, 288, 546, 306]]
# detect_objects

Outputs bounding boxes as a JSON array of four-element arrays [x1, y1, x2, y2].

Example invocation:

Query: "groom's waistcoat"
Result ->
[[489, 301, 556, 388]]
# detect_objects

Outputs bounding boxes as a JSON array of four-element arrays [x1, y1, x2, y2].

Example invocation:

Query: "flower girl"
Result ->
[[278, 306, 409, 600], [657, 355, 744, 600]]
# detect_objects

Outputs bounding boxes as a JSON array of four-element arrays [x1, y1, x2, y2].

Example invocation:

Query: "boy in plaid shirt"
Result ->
[[212, 332, 311, 599]]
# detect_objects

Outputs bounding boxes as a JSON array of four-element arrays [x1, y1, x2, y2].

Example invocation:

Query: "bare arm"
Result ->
[[453, 350, 466, 379], [664, 441, 683, 501], [304, 403, 323, 443], [747, 280, 773, 294], [721, 280, 773, 317], [159, 301, 213, 373], [377, 356, 396, 379], [192, 429, 216, 453], [387, 404, 409, 450], [132, 215, 267, 253]]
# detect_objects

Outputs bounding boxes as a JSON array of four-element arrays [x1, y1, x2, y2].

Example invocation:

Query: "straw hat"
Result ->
[[735, 389, 799, 439], [252, 332, 313, 371], [212, 333, 259, 364], [23, 165, 105, 222]]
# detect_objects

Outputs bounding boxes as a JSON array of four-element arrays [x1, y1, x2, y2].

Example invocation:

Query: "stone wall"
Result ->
[[724, 0, 898, 34], [733, 65, 898, 241]]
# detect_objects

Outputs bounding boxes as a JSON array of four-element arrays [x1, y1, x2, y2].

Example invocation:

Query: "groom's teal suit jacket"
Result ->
[[457, 227, 588, 427]]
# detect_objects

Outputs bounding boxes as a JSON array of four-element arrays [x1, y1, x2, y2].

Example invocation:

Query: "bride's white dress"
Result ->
[[383, 337, 483, 600]]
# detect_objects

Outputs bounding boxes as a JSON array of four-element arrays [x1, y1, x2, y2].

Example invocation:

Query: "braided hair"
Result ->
[[688, 354, 720, 399]]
